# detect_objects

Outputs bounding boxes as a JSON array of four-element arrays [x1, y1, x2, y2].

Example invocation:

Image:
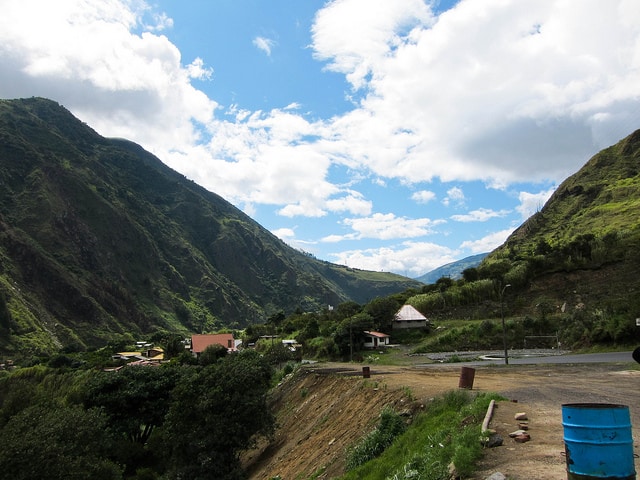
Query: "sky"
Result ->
[[1, 0, 639, 278]]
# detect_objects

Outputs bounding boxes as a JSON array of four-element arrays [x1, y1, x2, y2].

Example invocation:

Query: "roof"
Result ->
[[191, 333, 235, 353], [394, 304, 428, 321], [364, 331, 390, 338]]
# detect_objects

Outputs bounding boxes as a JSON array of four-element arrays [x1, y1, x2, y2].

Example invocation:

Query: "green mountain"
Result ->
[[483, 128, 640, 317], [0, 97, 421, 355], [414, 253, 488, 284]]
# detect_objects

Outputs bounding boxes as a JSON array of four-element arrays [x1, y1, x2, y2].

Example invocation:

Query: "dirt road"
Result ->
[[244, 359, 640, 480]]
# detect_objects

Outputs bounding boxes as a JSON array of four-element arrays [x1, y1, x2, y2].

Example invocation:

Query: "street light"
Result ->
[[500, 284, 512, 365]]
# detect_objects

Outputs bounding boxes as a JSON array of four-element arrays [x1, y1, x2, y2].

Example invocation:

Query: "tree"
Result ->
[[335, 301, 362, 320], [462, 267, 479, 283], [262, 341, 295, 366], [333, 312, 374, 358], [0, 289, 12, 331], [199, 343, 228, 365], [363, 297, 400, 332], [0, 404, 122, 480], [83, 365, 181, 445], [298, 316, 320, 343], [163, 350, 275, 479], [164, 334, 186, 359]]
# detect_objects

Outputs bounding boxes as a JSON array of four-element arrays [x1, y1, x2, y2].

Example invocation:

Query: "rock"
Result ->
[[485, 473, 507, 480], [485, 433, 504, 448], [508, 429, 527, 437], [518, 422, 529, 430], [514, 433, 531, 443], [514, 412, 528, 420], [448, 461, 459, 479]]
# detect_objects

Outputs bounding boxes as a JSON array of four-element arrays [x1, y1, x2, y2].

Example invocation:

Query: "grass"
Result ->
[[338, 390, 503, 480]]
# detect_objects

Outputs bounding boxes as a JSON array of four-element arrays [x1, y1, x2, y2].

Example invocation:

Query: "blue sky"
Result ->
[[1, 0, 639, 277]]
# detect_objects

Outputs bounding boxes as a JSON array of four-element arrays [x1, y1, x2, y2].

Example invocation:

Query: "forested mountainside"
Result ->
[[0, 97, 420, 355]]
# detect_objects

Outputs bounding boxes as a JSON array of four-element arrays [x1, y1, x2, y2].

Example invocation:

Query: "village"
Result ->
[[108, 304, 430, 368]]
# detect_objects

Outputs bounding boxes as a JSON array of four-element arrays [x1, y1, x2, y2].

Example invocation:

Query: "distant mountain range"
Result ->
[[0, 98, 422, 355], [414, 253, 488, 284]]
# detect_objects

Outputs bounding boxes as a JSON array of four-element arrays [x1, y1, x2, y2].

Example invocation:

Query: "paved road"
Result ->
[[417, 350, 636, 367], [488, 350, 634, 365]]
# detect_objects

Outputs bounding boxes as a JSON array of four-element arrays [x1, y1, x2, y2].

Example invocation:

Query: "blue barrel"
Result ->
[[562, 403, 636, 479]]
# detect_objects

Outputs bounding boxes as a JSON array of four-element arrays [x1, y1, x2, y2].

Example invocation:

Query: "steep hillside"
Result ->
[[484, 128, 640, 317], [0, 97, 420, 355], [501, 129, 640, 254]]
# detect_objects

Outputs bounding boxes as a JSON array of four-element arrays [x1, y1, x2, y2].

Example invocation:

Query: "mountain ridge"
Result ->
[[414, 253, 488, 284]]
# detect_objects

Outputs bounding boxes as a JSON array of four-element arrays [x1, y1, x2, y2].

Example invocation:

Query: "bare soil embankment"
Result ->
[[243, 361, 640, 480]]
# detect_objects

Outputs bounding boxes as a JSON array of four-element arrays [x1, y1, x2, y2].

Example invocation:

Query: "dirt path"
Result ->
[[244, 361, 640, 480]]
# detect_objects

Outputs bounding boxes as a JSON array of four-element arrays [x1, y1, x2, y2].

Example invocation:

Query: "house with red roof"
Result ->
[[363, 331, 390, 349], [190, 333, 237, 357]]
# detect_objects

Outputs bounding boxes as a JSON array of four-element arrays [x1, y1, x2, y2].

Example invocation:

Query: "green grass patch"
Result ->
[[338, 390, 503, 480]]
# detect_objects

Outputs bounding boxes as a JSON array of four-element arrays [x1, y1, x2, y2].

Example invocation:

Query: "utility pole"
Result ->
[[501, 283, 512, 365], [349, 317, 353, 362]]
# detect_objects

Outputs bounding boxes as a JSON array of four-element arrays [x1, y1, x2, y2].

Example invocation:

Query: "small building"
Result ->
[[363, 331, 390, 349], [282, 339, 302, 352], [145, 346, 164, 361], [112, 351, 146, 362], [191, 333, 237, 357], [392, 304, 429, 330]]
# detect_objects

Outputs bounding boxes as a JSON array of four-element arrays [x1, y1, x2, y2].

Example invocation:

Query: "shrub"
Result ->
[[346, 407, 406, 470]]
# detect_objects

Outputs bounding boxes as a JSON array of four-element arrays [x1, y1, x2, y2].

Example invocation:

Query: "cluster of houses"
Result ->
[[111, 334, 242, 367], [111, 304, 429, 367]]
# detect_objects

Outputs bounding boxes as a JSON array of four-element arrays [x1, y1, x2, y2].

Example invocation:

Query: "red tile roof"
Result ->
[[364, 331, 390, 338], [191, 334, 235, 353]]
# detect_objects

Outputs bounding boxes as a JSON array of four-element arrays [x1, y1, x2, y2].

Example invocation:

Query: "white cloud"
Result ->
[[312, 0, 640, 186], [411, 190, 436, 204], [460, 228, 516, 254], [517, 187, 556, 219], [253, 36, 276, 56], [312, 0, 434, 90], [187, 57, 213, 80], [337, 212, 444, 240], [451, 208, 510, 223], [325, 192, 373, 215], [272, 227, 296, 240], [442, 187, 465, 207], [329, 241, 458, 277]]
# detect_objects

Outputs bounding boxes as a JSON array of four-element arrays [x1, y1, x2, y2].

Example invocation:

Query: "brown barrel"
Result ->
[[362, 366, 371, 378], [458, 366, 475, 389]]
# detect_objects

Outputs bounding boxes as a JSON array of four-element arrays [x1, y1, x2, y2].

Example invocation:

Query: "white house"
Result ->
[[363, 331, 390, 349], [392, 304, 429, 330]]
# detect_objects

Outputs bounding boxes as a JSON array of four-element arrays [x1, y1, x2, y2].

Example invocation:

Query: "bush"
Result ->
[[346, 407, 406, 470]]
